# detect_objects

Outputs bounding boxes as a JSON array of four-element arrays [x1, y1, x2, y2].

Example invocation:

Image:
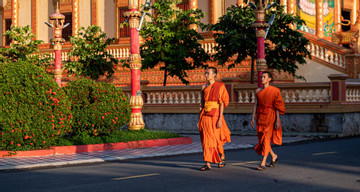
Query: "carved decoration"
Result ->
[[129, 54, 142, 69], [129, 112, 145, 130], [72, 0, 79, 35], [332, 10, 360, 45]]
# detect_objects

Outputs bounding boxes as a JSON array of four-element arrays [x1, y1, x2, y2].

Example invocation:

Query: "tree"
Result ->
[[208, 5, 311, 82], [0, 25, 52, 67], [139, 0, 210, 86], [65, 25, 118, 80]]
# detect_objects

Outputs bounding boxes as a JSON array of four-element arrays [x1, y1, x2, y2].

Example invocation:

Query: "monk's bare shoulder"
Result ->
[[255, 88, 261, 93], [201, 84, 206, 91]]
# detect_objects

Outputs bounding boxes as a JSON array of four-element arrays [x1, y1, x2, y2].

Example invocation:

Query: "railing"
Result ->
[[303, 33, 354, 73], [346, 81, 360, 102], [121, 80, 360, 109], [235, 83, 331, 103]]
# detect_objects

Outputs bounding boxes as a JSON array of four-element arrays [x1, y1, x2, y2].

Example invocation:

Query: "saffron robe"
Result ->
[[198, 82, 231, 163], [255, 86, 285, 156]]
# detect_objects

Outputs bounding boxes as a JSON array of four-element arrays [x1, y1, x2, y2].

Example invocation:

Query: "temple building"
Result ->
[[0, 0, 359, 86]]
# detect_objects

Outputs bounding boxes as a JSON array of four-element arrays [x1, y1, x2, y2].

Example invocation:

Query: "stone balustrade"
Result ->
[[235, 83, 331, 103], [120, 77, 360, 107], [346, 81, 360, 102]]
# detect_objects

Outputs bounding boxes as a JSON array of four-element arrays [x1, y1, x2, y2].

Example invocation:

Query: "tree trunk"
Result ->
[[250, 57, 255, 84], [163, 68, 167, 86]]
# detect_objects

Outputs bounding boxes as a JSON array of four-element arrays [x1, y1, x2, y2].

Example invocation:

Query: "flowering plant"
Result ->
[[0, 61, 72, 151], [64, 78, 130, 137]]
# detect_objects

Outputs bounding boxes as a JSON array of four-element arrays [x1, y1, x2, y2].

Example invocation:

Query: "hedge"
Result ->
[[0, 61, 72, 151]]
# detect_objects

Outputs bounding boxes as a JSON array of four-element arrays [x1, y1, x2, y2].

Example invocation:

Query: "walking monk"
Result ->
[[198, 67, 231, 171], [250, 71, 285, 171]]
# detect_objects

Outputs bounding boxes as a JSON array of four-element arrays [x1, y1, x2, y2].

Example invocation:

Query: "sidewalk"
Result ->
[[0, 135, 310, 171]]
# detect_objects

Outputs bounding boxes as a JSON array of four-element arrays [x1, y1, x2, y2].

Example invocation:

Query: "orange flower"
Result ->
[[17, 144, 21, 147], [10, 141, 13, 145], [43, 141, 46, 144], [24, 135, 29, 139], [94, 129, 97, 133], [102, 116, 105, 119]]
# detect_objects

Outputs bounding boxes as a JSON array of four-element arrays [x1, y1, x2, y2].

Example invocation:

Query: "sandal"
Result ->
[[257, 165, 266, 171], [200, 165, 211, 171], [218, 158, 226, 168], [269, 158, 279, 167]]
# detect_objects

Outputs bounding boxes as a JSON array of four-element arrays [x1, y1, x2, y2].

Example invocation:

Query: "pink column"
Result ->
[[124, 0, 145, 130], [49, 4, 66, 87], [251, 3, 269, 88]]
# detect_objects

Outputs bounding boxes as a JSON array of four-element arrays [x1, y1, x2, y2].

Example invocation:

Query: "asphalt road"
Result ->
[[1, 137, 360, 192]]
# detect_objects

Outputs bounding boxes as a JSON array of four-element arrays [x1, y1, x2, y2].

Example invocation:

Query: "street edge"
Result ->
[[0, 137, 192, 158]]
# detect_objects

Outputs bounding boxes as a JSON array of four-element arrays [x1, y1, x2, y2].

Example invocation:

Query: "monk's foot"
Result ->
[[218, 156, 226, 168], [257, 165, 266, 171], [269, 157, 279, 167], [200, 165, 211, 171]]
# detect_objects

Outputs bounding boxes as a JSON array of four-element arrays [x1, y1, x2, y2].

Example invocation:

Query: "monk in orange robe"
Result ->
[[198, 67, 231, 171], [251, 71, 285, 171]]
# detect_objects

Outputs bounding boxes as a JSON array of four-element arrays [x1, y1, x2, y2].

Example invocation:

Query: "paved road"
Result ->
[[1, 137, 359, 192]]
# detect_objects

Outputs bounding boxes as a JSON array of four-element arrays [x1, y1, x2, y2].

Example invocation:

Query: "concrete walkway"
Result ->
[[0, 135, 310, 171]]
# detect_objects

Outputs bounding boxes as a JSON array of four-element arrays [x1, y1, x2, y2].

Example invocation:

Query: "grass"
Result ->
[[54, 129, 181, 146]]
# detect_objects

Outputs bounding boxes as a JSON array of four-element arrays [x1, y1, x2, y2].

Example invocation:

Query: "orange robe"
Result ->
[[255, 86, 285, 156], [198, 82, 231, 163]]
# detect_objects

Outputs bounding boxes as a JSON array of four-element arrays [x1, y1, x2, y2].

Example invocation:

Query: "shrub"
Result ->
[[64, 78, 130, 137], [0, 61, 72, 151]]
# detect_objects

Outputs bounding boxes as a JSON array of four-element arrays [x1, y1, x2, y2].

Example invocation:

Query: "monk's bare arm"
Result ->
[[200, 85, 206, 111], [217, 102, 224, 128], [275, 109, 280, 130], [250, 88, 260, 128]]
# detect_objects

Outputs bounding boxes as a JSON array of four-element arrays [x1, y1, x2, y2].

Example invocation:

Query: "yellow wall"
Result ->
[[98, 1, 116, 38], [198, 0, 208, 32], [19, 0, 31, 27], [37, 0, 53, 43], [79, 0, 91, 28], [294, 59, 345, 82]]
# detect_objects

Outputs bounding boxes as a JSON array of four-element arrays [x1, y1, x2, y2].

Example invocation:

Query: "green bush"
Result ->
[[0, 61, 72, 151], [64, 78, 130, 137]]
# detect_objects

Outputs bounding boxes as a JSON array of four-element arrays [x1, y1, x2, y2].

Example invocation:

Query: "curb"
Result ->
[[0, 137, 192, 158]]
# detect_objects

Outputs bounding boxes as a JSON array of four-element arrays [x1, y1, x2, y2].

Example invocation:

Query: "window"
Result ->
[[176, 0, 189, 11], [119, 7, 130, 38], [5, 19, 12, 46], [62, 13, 73, 41]]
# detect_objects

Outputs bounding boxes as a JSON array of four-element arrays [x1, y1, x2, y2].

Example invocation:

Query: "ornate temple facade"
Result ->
[[0, 0, 359, 86]]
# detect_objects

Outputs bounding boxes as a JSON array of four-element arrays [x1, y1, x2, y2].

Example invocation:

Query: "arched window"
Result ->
[[118, 7, 130, 38], [176, 0, 189, 11]]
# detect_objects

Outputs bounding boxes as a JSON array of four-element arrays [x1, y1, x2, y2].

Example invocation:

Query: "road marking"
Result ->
[[113, 173, 160, 181], [312, 151, 337, 156], [231, 161, 260, 166]]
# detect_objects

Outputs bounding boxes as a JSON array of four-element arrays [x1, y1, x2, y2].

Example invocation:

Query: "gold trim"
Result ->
[[255, 29, 266, 38], [129, 112, 145, 130], [251, 23, 270, 29], [129, 95, 144, 109]]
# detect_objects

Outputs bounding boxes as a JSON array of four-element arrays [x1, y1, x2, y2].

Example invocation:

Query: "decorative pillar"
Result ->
[[11, 0, 18, 27], [48, 4, 65, 87], [251, 1, 269, 88], [91, 0, 97, 26], [72, 0, 79, 36], [189, 0, 197, 30], [209, 0, 215, 25], [31, 0, 37, 38], [123, 0, 145, 130], [328, 74, 349, 103], [334, 0, 341, 32], [315, 0, 324, 38], [286, 0, 294, 15]]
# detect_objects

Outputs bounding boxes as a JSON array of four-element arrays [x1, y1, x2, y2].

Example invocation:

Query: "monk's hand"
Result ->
[[216, 120, 222, 128], [250, 119, 255, 128], [275, 120, 280, 130]]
